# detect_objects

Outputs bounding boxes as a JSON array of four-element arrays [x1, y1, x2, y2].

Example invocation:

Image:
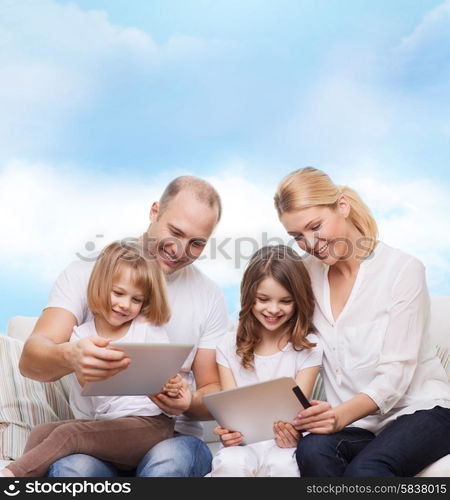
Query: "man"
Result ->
[[19, 176, 230, 477]]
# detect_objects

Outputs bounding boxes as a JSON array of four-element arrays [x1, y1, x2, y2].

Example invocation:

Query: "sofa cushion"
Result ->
[[311, 372, 326, 401], [430, 296, 450, 348], [6, 316, 38, 342], [0, 335, 74, 460], [416, 454, 450, 478]]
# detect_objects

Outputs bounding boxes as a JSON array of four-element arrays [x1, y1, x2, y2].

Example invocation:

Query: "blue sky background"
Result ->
[[1, 0, 450, 333]]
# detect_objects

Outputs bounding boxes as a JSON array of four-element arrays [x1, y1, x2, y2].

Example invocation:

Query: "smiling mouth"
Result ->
[[161, 249, 179, 264], [315, 242, 329, 257], [263, 314, 283, 322], [112, 309, 127, 318]]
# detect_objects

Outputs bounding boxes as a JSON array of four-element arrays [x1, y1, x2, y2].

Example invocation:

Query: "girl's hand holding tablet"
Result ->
[[213, 425, 243, 447], [162, 373, 188, 399], [150, 376, 193, 415], [273, 421, 300, 448]]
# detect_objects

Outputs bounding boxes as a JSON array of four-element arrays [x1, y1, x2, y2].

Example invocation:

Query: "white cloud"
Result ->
[[395, 0, 450, 59], [281, 72, 393, 161], [1, 0, 222, 80], [352, 176, 450, 292], [1, 162, 449, 296], [0, 161, 159, 282], [391, 0, 450, 82], [0, 0, 224, 158]]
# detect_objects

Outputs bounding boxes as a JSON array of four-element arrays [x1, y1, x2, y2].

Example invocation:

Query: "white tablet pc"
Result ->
[[203, 376, 310, 445], [81, 342, 195, 396]]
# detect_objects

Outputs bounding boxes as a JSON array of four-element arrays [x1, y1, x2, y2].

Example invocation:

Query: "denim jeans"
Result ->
[[296, 406, 450, 477], [47, 434, 213, 477]]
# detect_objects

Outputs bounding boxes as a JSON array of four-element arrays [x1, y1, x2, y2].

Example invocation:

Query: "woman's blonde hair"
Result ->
[[236, 245, 316, 370], [274, 167, 378, 254], [88, 241, 170, 326]]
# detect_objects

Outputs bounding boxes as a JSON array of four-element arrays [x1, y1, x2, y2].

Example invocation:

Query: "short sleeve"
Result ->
[[215, 331, 236, 369], [197, 286, 231, 350], [295, 333, 323, 372], [45, 260, 93, 325]]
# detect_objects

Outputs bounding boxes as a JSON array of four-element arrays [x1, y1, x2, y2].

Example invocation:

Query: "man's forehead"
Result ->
[[162, 195, 217, 237], [165, 190, 217, 218]]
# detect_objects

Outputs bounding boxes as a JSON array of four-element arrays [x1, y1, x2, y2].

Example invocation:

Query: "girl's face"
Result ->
[[279, 201, 351, 265], [106, 267, 145, 327], [252, 277, 295, 333]]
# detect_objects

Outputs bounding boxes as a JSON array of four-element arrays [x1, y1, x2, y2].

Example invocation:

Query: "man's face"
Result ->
[[147, 190, 218, 274]]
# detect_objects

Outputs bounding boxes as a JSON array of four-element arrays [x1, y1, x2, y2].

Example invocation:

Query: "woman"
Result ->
[[273, 166, 450, 477]]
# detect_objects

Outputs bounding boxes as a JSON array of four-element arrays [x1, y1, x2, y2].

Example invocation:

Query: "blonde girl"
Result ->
[[1, 241, 186, 477]]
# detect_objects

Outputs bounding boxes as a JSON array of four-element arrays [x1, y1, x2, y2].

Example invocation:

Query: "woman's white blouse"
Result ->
[[304, 241, 450, 434]]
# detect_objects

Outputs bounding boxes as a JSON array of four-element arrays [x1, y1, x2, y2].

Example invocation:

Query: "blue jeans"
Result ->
[[296, 406, 450, 477], [47, 434, 212, 477]]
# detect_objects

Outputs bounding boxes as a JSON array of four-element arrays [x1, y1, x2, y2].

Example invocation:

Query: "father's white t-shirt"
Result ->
[[46, 257, 230, 438]]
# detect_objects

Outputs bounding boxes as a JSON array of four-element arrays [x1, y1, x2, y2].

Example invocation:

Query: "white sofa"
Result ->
[[1, 298, 449, 476]]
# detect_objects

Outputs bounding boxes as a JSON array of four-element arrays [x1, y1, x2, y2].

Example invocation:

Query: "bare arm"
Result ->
[[185, 348, 221, 419], [217, 363, 237, 390], [213, 364, 243, 447], [19, 308, 79, 381], [295, 365, 321, 400], [20, 307, 130, 383]]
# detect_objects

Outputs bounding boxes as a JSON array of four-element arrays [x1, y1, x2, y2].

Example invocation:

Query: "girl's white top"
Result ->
[[68, 318, 170, 420], [216, 331, 323, 386], [303, 241, 450, 434]]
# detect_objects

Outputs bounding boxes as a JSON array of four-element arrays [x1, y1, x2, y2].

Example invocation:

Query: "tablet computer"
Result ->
[[81, 342, 195, 396], [203, 376, 310, 445]]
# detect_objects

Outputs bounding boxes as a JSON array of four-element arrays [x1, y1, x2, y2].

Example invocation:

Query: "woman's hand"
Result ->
[[293, 401, 343, 434], [273, 421, 300, 448], [213, 425, 243, 447]]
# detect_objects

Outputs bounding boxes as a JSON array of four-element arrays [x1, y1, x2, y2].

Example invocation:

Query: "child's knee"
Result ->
[[265, 447, 299, 477], [30, 422, 61, 439], [211, 447, 252, 476], [48, 422, 79, 445]]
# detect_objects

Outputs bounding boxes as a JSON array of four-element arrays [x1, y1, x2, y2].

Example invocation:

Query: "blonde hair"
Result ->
[[88, 241, 170, 326], [274, 167, 378, 254]]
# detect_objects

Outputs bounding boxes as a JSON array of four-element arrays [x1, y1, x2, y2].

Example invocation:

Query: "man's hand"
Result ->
[[71, 336, 131, 384], [293, 401, 342, 434], [150, 378, 193, 416], [213, 426, 243, 447], [273, 421, 300, 448]]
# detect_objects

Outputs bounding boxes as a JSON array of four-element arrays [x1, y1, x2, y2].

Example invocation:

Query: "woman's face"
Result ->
[[279, 202, 352, 265]]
